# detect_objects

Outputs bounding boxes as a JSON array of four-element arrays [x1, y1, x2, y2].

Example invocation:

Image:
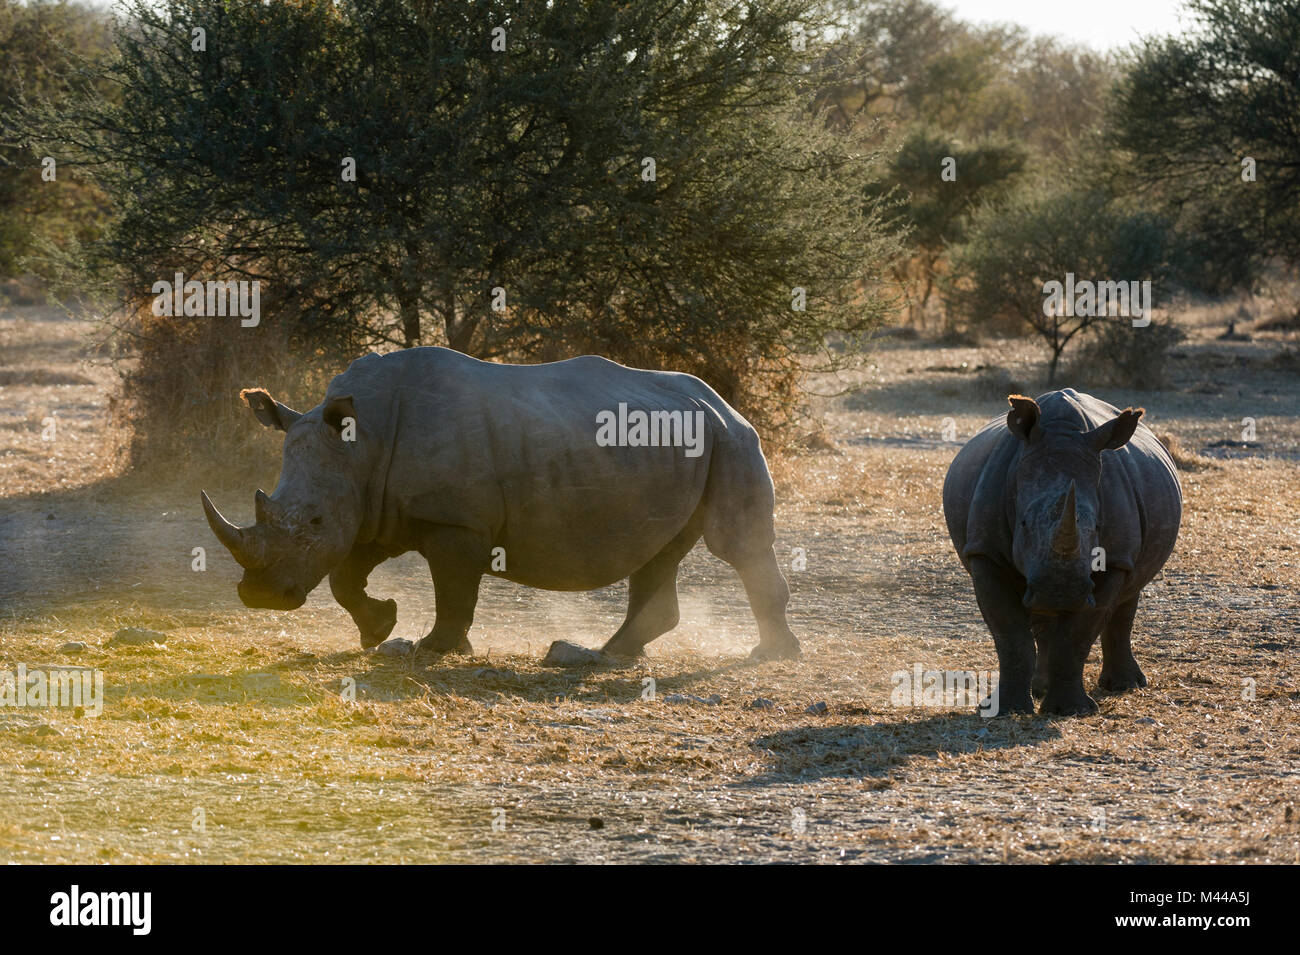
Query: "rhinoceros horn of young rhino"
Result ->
[[1051, 480, 1080, 557], [201, 490, 270, 569]]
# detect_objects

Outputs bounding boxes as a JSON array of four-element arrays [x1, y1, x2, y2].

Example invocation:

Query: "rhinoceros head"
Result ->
[[1004, 394, 1143, 614], [201, 388, 363, 610]]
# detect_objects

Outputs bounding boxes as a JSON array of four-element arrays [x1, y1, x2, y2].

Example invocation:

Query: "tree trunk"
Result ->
[[441, 283, 482, 355], [398, 290, 420, 348]]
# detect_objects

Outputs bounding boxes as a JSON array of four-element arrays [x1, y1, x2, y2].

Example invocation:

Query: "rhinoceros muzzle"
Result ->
[[237, 577, 306, 611], [1023, 590, 1097, 614]]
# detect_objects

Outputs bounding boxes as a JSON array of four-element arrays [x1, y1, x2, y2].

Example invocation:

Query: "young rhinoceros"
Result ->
[[942, 389, 1182, 716], [200, 346, 800, 662]]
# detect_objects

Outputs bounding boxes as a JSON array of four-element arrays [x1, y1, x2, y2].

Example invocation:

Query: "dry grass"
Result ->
[[0, 305, 1296, 863]]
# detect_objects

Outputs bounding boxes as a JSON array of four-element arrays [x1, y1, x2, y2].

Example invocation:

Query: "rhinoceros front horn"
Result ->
[[1052, 481, 1080, 556], [201, 491, 265, 569]]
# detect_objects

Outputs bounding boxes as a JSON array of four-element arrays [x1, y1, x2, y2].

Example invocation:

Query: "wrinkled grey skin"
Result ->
[[942, 389, 1182, 716], [202, 347, 799, 661]]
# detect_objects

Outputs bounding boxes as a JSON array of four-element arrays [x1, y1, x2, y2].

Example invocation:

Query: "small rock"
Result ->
[[473, 667, 504, 679], [374, 638, 414, 657], [748, 697, 776, 710], [1134, 717, 1158, 725], [664, 693, 722, 705], [805, 701, 829, 716], [542, 640, 605, 667], [34, 724, 62, 737], [57, 642, 86, 654], [107, 627, 166, 648]]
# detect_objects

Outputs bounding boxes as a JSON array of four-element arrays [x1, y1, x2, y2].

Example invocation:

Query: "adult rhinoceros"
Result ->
[[942, 389, 1181, 716], [201, 347, 800, 661]]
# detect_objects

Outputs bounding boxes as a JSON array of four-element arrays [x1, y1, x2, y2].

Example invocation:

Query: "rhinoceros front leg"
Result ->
[[329, 542, 397, 649], [1037, 611, 1105, 716], [414, 526, 486, 657], [1031, 630, 1050, 700], [967, 555, 1035, 715]]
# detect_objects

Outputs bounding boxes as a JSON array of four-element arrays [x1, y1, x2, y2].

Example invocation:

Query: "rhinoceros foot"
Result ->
[[414, 633, 473, 657], [981, 691, 1033, 717], [1039, 689, 1099, 717], [358, 599, 398, 650], [1097, 665, 1147, 693], [749, 637, 800, 662]]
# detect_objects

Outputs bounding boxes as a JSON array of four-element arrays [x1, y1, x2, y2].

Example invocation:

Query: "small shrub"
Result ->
[[1070, 319, 1185, 389], [113, 308, 349, 477], [973, 365, 1029, 402], [1153, 431, 1218, 472]]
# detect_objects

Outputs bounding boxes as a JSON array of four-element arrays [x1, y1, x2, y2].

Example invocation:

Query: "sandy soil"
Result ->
[[0, 304, 1296, 863]]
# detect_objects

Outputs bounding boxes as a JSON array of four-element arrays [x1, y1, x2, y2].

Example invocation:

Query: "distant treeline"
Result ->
[[2, 0, 1296, 464]]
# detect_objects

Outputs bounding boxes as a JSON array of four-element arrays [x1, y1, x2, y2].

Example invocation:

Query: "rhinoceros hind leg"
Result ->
[[733, 552, 800, 661], [601, 522, 701, 657], [701, 519, 799, 660], [414, 527, 485, 658], [696, 444, 800, 660], [1098, 595, 1146, 692]]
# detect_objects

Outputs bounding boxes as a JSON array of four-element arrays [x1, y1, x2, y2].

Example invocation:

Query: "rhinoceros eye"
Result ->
[[310, 516, 323, 526]]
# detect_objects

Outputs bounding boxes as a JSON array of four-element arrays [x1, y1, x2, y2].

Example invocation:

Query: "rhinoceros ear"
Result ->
[[241, 388, 303, 432], [1006, 394, 1041, 443], [1089, 407, 1144, 452], [322, 395, 356, 435]]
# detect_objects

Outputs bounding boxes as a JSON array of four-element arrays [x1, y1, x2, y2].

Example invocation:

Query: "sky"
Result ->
[[941, 0, 1192, 52]]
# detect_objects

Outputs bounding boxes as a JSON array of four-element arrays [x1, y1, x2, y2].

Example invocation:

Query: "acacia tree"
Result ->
[[0, 0, 112, 279], [865, 125, 1024, 327], [943, 188, 1178, 384], [18, 0, 897, 451], [1106, 0, 1300, 283]]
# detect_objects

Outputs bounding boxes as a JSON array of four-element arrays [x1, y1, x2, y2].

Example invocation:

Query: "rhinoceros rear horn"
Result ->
[[1052, 481, 1080, 556], [255, 489, 272, 525], [201, 491, 266, 569]]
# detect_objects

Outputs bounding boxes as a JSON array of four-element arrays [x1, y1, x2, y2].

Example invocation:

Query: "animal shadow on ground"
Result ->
[[347, 654, 744, 705], [744, 712, 1061, 785]]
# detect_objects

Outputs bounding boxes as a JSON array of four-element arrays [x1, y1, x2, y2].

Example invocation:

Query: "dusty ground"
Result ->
[[0, 303, 1297, 863]]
